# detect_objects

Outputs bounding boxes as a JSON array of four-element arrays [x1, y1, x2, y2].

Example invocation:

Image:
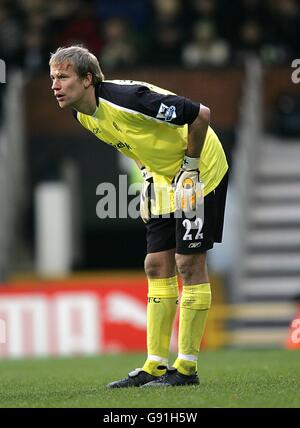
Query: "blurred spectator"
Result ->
[[0, 3, 23, 67], [99, 17, 139, 71], [1, 0, 300, 73], [188, 0, 219, 21], [17, 0, 46, 11], [152, 0, 182, 18], [147, 23, 184, 66], [23, 11, 50, 73], [46, 0, 81, 27], [23, 30, 48, 73], [93, 0, 150, 31], [186, 0, 222, 33], [216, 0, 242, 44], [182, 20, 230, 68], [263, 0, 300, 63], [238, 19, 263, 53], [232, 0, 268, 62], [56, 3, 103, 55], [146, 0, 186, 65], [270, 93, 300, 137]]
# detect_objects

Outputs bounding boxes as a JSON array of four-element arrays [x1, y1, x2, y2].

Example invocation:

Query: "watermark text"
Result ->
[[0, 59, 6, 83], [291, 318, 300, 344], [0, 319, 6, 344], [291, 59, 300, 84], [96, 175, 204, 227]]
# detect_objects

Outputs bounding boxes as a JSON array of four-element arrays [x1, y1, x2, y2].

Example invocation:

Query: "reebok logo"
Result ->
[[156, 103, 177, 122], [188, 242, 202, 248]]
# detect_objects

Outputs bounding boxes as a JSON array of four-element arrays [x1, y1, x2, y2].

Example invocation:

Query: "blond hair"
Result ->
[[49, 45, 104, 85]]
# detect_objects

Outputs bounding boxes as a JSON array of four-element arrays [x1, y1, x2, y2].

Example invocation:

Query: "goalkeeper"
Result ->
[[49, 46, 228, 387]]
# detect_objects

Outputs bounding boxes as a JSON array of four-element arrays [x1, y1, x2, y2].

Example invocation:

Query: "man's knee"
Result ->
[[144, 256, 161, 278], [144, 252, 176, 278], [175, 253, 207, 283]]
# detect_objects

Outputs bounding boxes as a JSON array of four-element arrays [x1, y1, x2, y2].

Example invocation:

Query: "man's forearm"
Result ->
[[186, 105, 210, 158]]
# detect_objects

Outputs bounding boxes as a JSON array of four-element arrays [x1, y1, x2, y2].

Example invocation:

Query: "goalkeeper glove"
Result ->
[[173, 155, 204, 214], [140, 167, 154, 223]]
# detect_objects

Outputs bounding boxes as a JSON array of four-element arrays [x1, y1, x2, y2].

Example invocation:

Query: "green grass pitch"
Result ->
[[0, 349, 299, 408]]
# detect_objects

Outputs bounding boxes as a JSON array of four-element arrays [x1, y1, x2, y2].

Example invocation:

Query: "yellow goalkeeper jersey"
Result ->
[[74, 80, 228, 214]]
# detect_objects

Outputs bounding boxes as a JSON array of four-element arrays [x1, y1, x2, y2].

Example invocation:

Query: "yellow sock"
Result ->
[[173, 283, 211, 376], [142, 276, 179, 376]]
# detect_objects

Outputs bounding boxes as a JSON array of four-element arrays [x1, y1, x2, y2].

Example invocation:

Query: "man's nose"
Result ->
[[51, 79, 60, 90]]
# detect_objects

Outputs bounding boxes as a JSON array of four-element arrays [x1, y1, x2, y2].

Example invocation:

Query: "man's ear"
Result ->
[[84, 72, 93, 88]]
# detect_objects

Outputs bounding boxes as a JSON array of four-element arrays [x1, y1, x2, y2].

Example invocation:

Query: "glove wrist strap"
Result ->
[[182, 155, 200, 171]]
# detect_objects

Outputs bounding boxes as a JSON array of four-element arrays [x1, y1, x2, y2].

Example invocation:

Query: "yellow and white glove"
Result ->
[[140, 167, 154, 223], [173, 156, 204, 214]]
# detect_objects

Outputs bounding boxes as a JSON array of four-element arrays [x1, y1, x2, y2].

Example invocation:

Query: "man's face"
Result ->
[[50, 61, 86, 109]]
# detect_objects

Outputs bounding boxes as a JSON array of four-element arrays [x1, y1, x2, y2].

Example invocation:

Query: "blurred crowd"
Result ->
[[0, 0, 299, 75]]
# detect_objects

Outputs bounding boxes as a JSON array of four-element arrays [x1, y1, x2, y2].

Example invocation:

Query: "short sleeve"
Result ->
[[100, 82, 200, 125]]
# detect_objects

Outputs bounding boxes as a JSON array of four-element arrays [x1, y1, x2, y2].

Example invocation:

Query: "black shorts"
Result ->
[[145, 172, 228, 254]]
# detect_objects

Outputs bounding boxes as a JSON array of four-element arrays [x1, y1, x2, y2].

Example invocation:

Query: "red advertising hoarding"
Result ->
[[0, 276, 179, 359]]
